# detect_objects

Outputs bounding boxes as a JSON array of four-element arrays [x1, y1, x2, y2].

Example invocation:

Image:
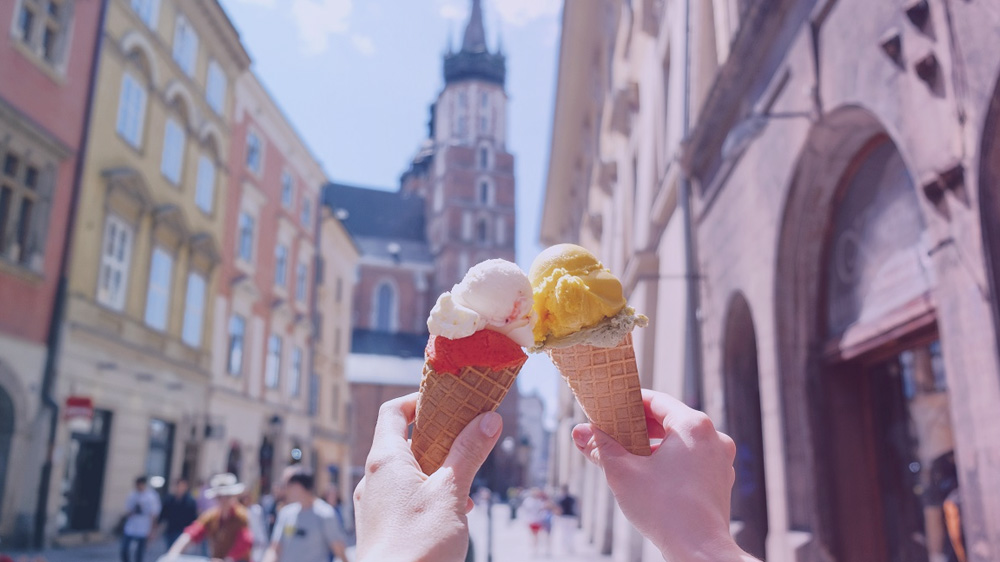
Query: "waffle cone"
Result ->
[[548, 333, 651, 456], [411, 358, 525, 475]]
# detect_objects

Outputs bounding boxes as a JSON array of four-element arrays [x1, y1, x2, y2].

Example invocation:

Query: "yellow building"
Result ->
[[313, 198, 359, 520], [49, 0, 249, 542]]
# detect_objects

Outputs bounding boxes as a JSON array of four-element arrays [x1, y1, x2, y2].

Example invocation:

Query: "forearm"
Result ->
[[166, 533, 191, 556]]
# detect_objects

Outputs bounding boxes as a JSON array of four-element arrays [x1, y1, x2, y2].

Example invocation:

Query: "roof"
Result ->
[[322, 182, 427, 242], [350, 329, 427, 359], [443, 0, 505, 85], [462, 0, 487, 53]]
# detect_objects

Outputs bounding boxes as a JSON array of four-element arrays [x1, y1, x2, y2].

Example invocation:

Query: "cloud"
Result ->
[[437, 0, 467, 22], [492, 0, 561, 27], [290, 0, 353, 55], [351, 33, 375, 56]]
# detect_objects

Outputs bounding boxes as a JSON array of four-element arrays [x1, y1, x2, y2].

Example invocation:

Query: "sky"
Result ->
[[218, 0, 564, 428]]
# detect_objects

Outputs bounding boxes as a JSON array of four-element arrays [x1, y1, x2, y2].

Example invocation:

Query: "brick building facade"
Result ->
[[543, 1, 1000, 561]]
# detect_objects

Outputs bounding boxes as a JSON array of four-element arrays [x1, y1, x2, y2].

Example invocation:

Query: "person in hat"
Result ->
[[161, 473, 254, 562]]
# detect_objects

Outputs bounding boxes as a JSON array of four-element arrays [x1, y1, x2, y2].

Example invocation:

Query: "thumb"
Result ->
[[439, 411, 503, 492], [572, 423, 629, 468]]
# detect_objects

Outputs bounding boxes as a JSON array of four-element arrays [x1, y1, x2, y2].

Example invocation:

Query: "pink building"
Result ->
[[205, 72, 324, 492], [0, 0, 103, 545]]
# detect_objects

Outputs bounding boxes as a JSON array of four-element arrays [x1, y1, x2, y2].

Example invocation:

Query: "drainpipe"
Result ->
[[679, 0, 704, 409], [33, 0, 110, 548]]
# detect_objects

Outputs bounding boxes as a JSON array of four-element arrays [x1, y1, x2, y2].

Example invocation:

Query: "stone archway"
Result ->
[[773, 106, 933, 560], [721, 293, 768, 559]]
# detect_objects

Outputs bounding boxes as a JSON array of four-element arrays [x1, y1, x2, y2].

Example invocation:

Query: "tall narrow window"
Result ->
[[461, 213, 473, 241], [227, 314, 245, 376], [479, 147, 489, 169], [206, 60, 226, 115], [289, 347, 302, 397], [160, 118, 185, 185], [97, 214, 134, 310], [144, 247, 173, 331], [172, 14, 198, 77], [116, 73, 147, 148], [496, 218, 507, 245], [0, 151, 47, 267], [295, 263, 307, 302], [131, 0, 160, 29], [477, 218, 489, 244], [246, 132, 262, 173], [181, 271, 205, 347], [265, 334, 282, 388], [281, 172, 293, 208], [374, 283, 395, 332], [237, 212, 255, 262], [194, 155, 215, 213], [301, 198, 312, 228], [479, 181, 491, 204], [274, 245, 288, 287]]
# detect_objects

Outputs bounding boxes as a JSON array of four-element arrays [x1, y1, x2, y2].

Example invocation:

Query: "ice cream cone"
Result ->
[[547, 333, 651, 456], [411, 358, 526, 475]]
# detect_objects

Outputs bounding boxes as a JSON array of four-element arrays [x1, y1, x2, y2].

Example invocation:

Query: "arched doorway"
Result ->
[[0, 385, 13, 520], [775, 108, 963, 561], [721, 294, 768, 559], [979, 75, 1000, 368]]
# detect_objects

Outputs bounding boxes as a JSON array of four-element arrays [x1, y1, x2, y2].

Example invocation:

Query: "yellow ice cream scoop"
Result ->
[[529, 244, 627, 343]]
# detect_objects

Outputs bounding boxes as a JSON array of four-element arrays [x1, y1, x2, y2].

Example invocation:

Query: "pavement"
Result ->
[[2, 503, 609, 562]]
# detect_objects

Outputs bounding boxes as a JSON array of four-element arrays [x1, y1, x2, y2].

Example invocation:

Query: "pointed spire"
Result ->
[[461, 0, 488, 53]]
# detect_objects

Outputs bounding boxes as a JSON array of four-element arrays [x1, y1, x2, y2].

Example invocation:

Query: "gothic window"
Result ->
[[227, 314, 246, 375], [479, 147, 489, 170], [479, 181, 491, 205], [477, 218, 489, 244], [265, 334, 282, 388], [373, 282, 396, 332]]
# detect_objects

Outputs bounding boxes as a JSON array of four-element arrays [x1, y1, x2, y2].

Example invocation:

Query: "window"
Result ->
[[265, 334, 282, 388], [206, 60, 226, 115], [479, 181, 491, 205], [144, 419, 174, 492], [477, 218, 489, 244], [295, 262, 307, 302], [0, 150, 49, 268], [131, 0, 160, 29], [144, 247, 173, 331], [274, 245, 288, 287], [246, 132, 262, 173], [172, 14, 198, 77], [289, 347, 302, 397], [181, 271, 205, 347], [335, 277, 343, 303], [479, 147, 489, 169], [374, 282, 395, 332], [96, 214, 133, 310], [194, 155, 215, 213], [496, 218, 507, 245], [237, 212, 254, 262], [281, 172, 293, 208], [160, 118, 185, 185], [301, 198, 312, 228], [227, 314, 246, 375], [16, 0, 71, 66], [116, 73, 147, 148], [461, 213, 472, 241]]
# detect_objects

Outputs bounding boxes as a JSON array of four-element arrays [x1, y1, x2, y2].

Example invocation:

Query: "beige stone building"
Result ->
[[50, 0, 249, 542], [544, 1, 1000, 561]]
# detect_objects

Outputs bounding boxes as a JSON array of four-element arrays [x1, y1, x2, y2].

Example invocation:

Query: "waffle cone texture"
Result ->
[[548, 333, 652, 456], [411, 358, 526, 475]]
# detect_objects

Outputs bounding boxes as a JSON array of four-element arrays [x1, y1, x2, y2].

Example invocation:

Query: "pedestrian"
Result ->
[[520, 488, 552, 556], [262, 468, 348, 562], [322, 485, 354, 556], [352, 390, 759, 562], [241, 491, 270, 562], [161, 473, 254, 562], [120, 476, 161, 562], [554, 485, 578, 554], [157, 478, 198, 552]]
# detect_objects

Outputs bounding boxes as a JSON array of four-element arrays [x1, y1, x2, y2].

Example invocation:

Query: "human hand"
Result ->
[[353, 393, 503, 562], [572, 389, 756, 562]]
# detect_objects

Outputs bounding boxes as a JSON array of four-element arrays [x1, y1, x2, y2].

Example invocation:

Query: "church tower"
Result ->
[[402, 0, 516, 299]]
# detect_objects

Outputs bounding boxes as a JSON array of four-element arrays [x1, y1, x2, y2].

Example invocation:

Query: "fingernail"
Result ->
[[480, 412, 502, 437], [572, 425, 592, 449]]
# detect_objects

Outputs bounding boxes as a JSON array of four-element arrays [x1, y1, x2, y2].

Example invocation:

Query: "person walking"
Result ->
[[120, 476, 161, 562], [161, 473, 254, 562], [262, 469, 348, 562], [158, 478, 198, 551], [554, 485, 578, 555]]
